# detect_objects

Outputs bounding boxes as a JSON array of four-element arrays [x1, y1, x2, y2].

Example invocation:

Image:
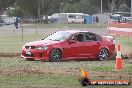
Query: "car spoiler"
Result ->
[[102, 35, 115, 41]]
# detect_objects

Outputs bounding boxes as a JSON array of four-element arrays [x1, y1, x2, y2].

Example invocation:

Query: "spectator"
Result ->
[[84, 18, 86, 24], [95, 16, 99, 23], [14, 17, 19, 29], [95, 16, 99, 26]]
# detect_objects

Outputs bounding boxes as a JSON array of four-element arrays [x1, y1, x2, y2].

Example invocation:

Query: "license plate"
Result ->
[[26, 51, 31, 55]]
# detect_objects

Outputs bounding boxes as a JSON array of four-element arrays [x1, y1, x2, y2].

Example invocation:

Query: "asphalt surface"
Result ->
[[0, 24, 108, 35]]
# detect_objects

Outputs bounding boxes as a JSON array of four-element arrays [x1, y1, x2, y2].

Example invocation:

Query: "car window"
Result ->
[[44, 31, 71, 41], [85, 33, 97, 41], [71, 33, 84, 42], [95, 34, 102, 41], [68, 15, 74, 18]]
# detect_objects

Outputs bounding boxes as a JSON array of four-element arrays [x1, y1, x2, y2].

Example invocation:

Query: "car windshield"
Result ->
[[44, 31, 71, 41]]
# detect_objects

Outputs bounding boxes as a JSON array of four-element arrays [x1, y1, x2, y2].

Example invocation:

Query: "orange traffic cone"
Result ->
[[115, 41, 123, 70]]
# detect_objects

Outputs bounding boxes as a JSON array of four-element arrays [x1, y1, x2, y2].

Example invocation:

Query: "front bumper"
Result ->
[[21, 49, 49, 61]]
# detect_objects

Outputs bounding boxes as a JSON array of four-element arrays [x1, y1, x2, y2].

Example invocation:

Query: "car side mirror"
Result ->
[[68, 40, 76, 43]]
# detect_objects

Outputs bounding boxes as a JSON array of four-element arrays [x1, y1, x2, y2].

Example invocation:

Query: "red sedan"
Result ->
[[21, 30, 115, 61]]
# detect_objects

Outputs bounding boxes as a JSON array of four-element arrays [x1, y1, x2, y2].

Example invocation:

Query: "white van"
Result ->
[[51, 13, 88, 23]]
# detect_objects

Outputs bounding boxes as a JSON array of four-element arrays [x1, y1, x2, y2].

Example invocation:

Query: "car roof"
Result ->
[[60, 30, 99, 35], [60, 30, 88, 34]]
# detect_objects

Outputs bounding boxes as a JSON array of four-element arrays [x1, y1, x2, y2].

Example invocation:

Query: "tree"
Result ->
[[5, 0, 131, 18], [17, 0, 38, 17], [7, 6, 24, 17], [61, 0, 81, 4], [39, 0, 55, 23], [77, 0, 100, 15], [61, 0, 81, 13], [15, 0, 56, 23], [125, 0, 131, 8], [108, 0, 128, 13], [62, 3, 79, 13], [0, 0, 16, 15]]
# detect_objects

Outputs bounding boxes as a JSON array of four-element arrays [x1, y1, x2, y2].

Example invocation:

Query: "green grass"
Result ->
[[91, 63, 132, 72], [1, 75, 131, 88], [0, 32, 132, 88], [0, 57, 131, 88], [114, 37, 132, 54], [115, 37, 132, 46], [0, 35, 43, 53], [0, 75, 80, 88]]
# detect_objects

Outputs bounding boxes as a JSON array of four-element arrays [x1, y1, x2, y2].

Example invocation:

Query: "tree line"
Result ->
[[0, 0, 131, 23]]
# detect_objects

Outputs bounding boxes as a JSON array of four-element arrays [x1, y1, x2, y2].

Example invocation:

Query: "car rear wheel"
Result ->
[[49, 49, 62, 62], [97, 48, 109, 61]]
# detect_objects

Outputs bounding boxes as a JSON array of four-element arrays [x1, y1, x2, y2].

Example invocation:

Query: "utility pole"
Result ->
[[101, 0, 102, 13], [37, 1, 40, 22], [60, 3, 63, 13], [131, 0, 132, 22]]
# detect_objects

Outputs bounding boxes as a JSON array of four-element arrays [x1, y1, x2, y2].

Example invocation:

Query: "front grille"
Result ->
[[25, 46, 35, 49], [25, 53, 34, 57]]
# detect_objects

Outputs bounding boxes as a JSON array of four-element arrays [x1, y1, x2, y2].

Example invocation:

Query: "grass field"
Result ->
[[0, 34, 132, 88], [115, 37, 132, 56], [0, 35, 43, 53], [0, 57, 132, 88], [0, 34, 132, 54]]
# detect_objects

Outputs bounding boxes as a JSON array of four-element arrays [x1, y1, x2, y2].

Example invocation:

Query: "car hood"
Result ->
[[25, 40, 61, 46]]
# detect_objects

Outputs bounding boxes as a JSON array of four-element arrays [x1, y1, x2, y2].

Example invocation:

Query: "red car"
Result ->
[[21, 30, 115, 61]]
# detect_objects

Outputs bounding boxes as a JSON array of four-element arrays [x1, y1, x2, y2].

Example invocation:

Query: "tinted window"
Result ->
[[95, 34, 102, 41], [44, 31, 71, 41], [71, 33, 84, 42], [68, 15, 74, 18], [85, 33, 97, 41]]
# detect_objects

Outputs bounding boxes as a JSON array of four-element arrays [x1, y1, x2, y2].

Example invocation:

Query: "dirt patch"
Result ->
[[0, 67, 80, 76], [0, 53, 21, 57], [0, 67, 132, 81]]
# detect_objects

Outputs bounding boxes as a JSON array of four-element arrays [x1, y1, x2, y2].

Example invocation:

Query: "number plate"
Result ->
[[26, 51, 31, 55]]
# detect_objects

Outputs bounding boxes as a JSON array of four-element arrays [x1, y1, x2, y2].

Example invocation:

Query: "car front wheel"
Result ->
[[97, 48, 109, 61], [49, 48, 62, 62]]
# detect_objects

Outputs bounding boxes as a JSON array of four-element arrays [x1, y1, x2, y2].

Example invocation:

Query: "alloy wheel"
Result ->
[[98, 48, 109, 61]]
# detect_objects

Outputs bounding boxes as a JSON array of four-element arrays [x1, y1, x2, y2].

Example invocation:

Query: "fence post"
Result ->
[[12, 24, 15, 35], [35, 22, 38, 36], [20, 22, 23, 42]]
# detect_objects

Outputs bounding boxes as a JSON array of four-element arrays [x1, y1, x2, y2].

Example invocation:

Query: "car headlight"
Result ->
[[35, 46, 48, 50]]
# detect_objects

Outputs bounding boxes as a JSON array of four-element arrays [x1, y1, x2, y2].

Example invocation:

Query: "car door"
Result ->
[[63, 33, 87, 59], [83, 32, 101, 58]]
